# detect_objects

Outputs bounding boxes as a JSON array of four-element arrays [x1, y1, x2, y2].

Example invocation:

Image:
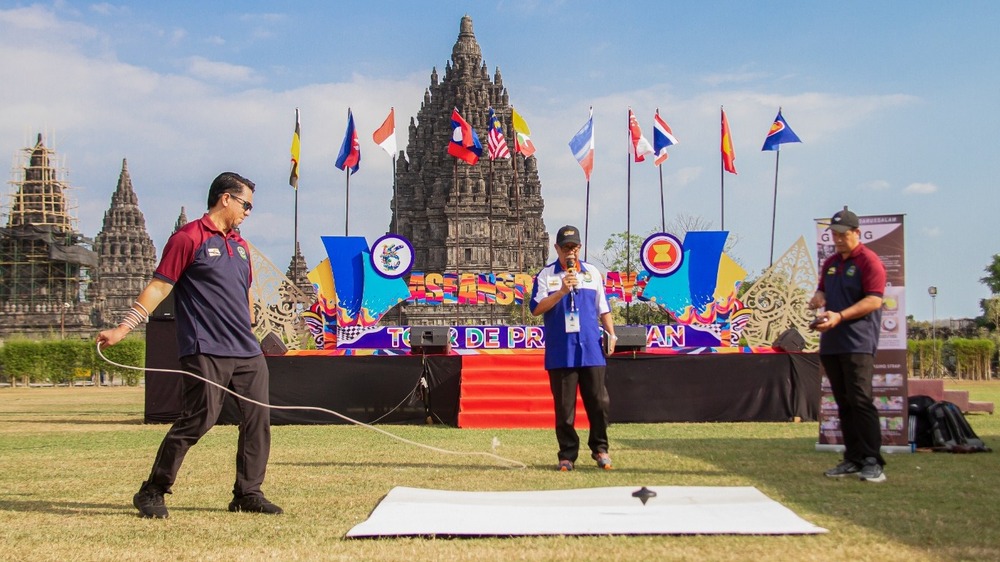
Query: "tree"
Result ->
[[596, 230, 672, 325], [667, 213, 741, 259], [981, 296, 1000, 331], [980, 254, 1000, 294], [596, 231, 645, 273]]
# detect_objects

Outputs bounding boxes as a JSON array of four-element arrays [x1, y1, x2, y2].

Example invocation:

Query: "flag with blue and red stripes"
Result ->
[[335, 109, 360, 174], [568, 109, 595, 180], [652, 110, 679, 166], [448, 108, 483, 165]]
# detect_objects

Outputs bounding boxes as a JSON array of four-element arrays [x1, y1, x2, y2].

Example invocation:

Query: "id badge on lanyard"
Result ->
[[565, 309, 580, 333]]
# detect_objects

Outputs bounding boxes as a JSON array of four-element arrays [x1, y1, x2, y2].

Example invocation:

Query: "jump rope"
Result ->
[[97, 343, 527, 469]]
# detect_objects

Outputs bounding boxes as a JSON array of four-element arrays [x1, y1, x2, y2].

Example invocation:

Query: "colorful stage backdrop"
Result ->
[[303, 230, 757, 351]]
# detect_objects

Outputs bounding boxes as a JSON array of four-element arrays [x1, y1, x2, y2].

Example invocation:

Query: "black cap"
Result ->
[[829, 206, 860, 233], [556, 225, 582, 247]]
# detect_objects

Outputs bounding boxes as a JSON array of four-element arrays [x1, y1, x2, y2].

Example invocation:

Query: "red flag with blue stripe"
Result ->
[[448, 108, 483, 165], [335, 109, 361, 174]]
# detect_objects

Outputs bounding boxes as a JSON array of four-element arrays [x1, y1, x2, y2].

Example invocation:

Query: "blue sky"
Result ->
[[1, 1, 997, 321]]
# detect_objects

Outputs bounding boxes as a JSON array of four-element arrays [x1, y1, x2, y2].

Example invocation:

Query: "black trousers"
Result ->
[[821, 353, 885, 466], [548, 366, 610, 462], [143, 353, 272, 498]]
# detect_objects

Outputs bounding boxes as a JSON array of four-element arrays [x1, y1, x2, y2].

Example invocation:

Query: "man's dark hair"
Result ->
[[207, 172, 255, 209]]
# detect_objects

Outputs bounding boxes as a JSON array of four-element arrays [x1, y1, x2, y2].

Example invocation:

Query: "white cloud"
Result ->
[[187, 56, 260, 84], [168, 27, 187, 45], [923, 226, 941, 237], [0, 4, 99, 40], [904, 182, 938, 194]]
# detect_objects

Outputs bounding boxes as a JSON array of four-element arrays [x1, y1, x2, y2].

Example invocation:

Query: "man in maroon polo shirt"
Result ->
[[98, 172, 282, 517], [809, 206, 888, 483]]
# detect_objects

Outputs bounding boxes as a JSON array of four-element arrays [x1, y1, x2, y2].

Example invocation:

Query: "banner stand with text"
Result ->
[[814, 213, 910, 454]]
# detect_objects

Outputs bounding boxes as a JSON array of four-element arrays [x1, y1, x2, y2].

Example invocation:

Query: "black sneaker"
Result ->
[[228, 495, 284, 514], [824, 460, 861, 478], [133, 486, 168, 519], [859, 459, 886, 483]]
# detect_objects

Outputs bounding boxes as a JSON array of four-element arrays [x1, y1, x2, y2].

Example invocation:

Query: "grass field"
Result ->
[[1, 381, 998, 561]]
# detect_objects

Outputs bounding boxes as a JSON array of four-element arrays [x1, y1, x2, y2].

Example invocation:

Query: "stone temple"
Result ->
[[91, 159, 158, 330], [0, 135, 98, 338], [393, 15, 548, 326]]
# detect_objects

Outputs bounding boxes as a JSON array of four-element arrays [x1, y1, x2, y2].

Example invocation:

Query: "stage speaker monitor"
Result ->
[[613, 325, 647, 353], [260, 332, 288, 356], [410, 326, 451, 355], [772, 328, 806, 352]]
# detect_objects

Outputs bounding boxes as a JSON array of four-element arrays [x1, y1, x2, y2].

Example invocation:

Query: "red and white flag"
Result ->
[[628, 108, 654, 163], [372, 107, 397, 157]]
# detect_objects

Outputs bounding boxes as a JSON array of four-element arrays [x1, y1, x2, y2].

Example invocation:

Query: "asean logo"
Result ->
[[370, 234, 414, 279], [640, 232, 683, 277]]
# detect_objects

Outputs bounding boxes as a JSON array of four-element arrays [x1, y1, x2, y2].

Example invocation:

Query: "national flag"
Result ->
[[652, 109, 678, 166], [372, 107, 397, 157], [568, 109, 595, 180], [335, 109, 360, 174], [761, 108, 802, 151], [447, 108, 482, 165], [486, 108, 511, 160], [721, 107, 737, 175], [628, 108, 654, 163], [511, 107, 536, 157], [289, 108, 301, 189]]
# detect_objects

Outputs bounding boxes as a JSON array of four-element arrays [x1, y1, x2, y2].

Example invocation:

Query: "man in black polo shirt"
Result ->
[[809, 206, 888, 483], [98, 172, 282, 517]]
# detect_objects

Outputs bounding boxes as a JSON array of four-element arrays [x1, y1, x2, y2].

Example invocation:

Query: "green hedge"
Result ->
[[908, 338, 995, 380], [0, 339, 146, 387], [949, 337, 995, 380]]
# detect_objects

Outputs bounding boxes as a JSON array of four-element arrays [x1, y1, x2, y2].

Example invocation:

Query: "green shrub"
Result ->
[[99, 338, 146, 386]]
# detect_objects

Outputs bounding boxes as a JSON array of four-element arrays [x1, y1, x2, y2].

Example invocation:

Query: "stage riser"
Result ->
[[458, 353, 591, 429]]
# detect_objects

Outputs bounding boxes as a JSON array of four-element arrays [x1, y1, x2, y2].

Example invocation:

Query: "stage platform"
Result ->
[[144, 322, 821, 427]]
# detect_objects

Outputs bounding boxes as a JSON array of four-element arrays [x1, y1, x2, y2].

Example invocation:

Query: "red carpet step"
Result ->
[[458, 353, 589, 429]]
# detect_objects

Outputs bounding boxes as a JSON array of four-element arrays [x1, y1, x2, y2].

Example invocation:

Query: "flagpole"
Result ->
[[625, 108, 632, 324], [720, 106, 725, 230], [584, 181, 591, 262], [658, 165, 666, 233], [656, 108, 666, 233], [390, 155, 397, 233], [344, 170, 350, 236], [293, 187, 299, 280], [513, 153, 525, 325], [453, 158, 460, 327], [488, 158, 495, 324], [769, 147, 780, 267], [291, 107, 301, 282]]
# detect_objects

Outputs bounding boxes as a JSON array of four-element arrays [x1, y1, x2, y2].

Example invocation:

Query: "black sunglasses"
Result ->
[[229, 193, 253, 212]]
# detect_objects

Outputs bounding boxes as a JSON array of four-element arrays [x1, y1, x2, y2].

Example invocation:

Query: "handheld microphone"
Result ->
[[566, 256, 578, 296]]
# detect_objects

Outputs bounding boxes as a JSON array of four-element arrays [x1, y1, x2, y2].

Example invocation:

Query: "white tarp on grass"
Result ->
[[347, 486, 828, 537]]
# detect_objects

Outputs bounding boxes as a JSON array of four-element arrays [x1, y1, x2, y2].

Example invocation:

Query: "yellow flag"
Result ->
[[289, 108, 301, 189], [510, 107, 536, 157]]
